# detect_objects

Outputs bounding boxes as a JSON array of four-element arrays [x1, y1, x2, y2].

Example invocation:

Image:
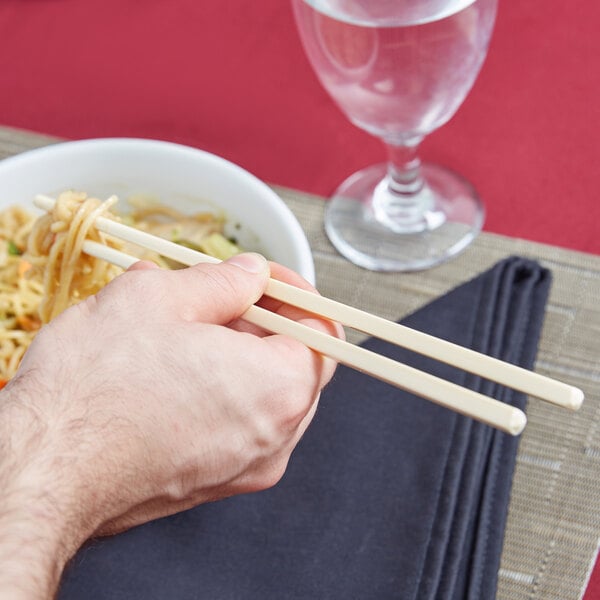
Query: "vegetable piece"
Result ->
[[7, 240, 21, 256], [18, 260, 32, 278], [197, 232, 241, 260], [16, 314, 42, 332]]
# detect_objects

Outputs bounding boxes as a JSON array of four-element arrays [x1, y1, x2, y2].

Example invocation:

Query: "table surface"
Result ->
[[0, 1, 598, 597], [1, 126, 599, 600]]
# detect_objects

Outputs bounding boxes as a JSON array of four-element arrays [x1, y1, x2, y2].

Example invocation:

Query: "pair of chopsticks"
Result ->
[[34, 194, 584, 436]]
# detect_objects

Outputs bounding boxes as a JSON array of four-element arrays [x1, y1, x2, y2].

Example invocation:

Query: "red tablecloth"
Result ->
[[0, 0, 598, 255], [0, 1, 598, 596]]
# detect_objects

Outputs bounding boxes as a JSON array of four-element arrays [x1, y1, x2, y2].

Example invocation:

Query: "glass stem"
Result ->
[[372, 140, 435, 233], [385, 141, 424, 196]]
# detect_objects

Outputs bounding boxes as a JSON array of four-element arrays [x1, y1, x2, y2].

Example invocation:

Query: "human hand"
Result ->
[[0, 253, 341, 598]]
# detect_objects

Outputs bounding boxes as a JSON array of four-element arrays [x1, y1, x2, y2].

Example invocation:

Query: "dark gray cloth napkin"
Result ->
[[58, 256, 551, 600]]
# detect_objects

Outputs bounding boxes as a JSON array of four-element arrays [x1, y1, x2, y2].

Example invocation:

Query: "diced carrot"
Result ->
[[18, 259, 32, 278], [16, 314, 41, 332], [0, 380, 7, 390]]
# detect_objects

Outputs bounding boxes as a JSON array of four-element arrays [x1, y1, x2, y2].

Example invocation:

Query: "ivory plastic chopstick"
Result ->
[[81, 238, 526, 435], [34, 194, 584, 412]]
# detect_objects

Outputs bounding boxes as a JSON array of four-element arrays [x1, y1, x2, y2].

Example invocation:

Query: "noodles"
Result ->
[[26, 191, 125, 324], [0, 190, 241, 384], [0, 205, 43, 384]]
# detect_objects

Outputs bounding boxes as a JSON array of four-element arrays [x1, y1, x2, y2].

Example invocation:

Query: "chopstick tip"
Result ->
[[508, 409, 527, 436], [567, 386, 584, 411], [33, 194, 55, 211]]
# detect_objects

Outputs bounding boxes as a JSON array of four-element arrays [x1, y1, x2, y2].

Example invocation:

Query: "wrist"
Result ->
[[0, 490, 69, 599], [0, 382, 96, 598]]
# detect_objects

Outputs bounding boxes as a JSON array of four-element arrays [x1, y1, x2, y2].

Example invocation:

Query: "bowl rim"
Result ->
[[0, 137, 316, 283]]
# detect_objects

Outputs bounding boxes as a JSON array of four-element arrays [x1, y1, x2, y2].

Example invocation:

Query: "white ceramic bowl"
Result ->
[[0, 138, 315, 283]]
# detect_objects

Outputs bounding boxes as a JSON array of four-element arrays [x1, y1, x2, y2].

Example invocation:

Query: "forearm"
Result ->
[[0, 497, 68, 599], [0, 387, 88, 599]]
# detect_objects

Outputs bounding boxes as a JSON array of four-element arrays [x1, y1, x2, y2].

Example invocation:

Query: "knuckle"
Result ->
[[243, 459, 290, 494], [247, 413, 283, 455], [276, 372, 317, 427], [259, 461, 289, 490], [95, 269, 165, 317], [242, 389, 309, 457], [252, 391, 310, 451]]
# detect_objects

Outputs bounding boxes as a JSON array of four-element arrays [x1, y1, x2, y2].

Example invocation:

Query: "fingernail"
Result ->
[[226, 252, 268, 274]]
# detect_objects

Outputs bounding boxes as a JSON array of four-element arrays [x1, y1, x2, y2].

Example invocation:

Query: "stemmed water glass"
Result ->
[[291, 0, 498, 271]]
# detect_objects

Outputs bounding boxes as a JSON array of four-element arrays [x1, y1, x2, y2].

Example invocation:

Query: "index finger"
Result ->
[[232, 261, 344, 342]]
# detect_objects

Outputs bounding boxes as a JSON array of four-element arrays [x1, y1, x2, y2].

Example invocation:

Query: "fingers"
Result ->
[[127, 260, 160, 272], [264, 332, 339, 395], [258, 261, 319, 314], [228, 259, 342, 389], [174, 253, 270, 324], [235, 260, 345, 342], [113, 253, 270, 326]]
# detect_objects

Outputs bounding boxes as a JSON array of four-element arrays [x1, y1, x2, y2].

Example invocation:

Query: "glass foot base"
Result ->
[[324, 162, 485, 272]]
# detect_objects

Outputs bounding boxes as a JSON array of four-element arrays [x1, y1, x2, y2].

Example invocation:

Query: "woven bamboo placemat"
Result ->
[[1, 126, 599, 600]]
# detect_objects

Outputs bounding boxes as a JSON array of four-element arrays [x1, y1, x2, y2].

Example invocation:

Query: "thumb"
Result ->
[[127, 260, 161, 272], [172, 252, 270, 324]]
